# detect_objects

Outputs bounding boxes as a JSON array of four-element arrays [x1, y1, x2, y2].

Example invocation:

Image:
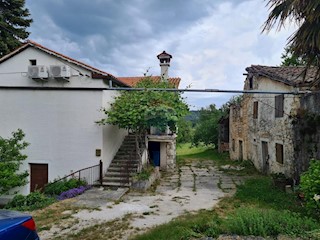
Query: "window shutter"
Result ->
[[275, 95, 284, 118]]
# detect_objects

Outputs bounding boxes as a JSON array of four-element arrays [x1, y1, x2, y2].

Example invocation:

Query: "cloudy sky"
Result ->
[[25, 0, 296, 109]]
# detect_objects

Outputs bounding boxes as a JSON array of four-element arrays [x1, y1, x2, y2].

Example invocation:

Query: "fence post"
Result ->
[[99, 160, 103, 186]]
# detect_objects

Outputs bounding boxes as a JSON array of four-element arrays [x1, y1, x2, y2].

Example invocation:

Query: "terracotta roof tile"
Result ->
[[246, 65, 318, 86], [118, 76, 181, 88]]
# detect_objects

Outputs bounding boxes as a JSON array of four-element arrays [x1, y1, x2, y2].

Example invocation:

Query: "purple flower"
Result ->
[[57, 185, 91, 200]]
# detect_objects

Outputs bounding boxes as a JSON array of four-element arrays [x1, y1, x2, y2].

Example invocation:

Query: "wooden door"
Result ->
[[30, 164, 48, 192], [261, 141, 269, 174]]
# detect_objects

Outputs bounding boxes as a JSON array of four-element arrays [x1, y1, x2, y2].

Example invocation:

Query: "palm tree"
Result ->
[[262, 0, 320, 80]]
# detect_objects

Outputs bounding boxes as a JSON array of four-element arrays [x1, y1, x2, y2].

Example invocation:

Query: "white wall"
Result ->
[[0, 90, 103, 195], [101, 90, 128, 171]]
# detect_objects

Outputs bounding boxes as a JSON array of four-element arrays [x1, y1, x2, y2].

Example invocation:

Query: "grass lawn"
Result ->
[[177, 143, 258, 175], [176, 143, 230, 165], [133, 144, 320, 240]]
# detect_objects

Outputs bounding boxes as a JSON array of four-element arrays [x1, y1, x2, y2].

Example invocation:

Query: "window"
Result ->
[[249, 76, 253, 89], [29, 59, 37, 65], [253, 101, 258, 119], [275, 95, 284, 118], [276, 143, 284, 164]]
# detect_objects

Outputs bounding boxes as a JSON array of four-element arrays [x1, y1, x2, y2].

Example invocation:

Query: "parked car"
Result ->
[[0, 209, 40, 240]]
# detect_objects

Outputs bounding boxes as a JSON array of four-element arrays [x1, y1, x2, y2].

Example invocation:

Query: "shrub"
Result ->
[[44, 178, 87, 196], [57, 185, 91, 200], [223, 207, 319, 238], [135, 166, 154, 181], [300, 159, 320, 218], [5, 191, 55, 211], [0, 129, 29, 195]]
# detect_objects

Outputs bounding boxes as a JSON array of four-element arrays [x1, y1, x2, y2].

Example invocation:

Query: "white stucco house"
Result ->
[[0, 40, 129, 195]]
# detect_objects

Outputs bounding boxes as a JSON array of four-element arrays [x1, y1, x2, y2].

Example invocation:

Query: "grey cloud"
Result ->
[[25, 0, 294, 109]]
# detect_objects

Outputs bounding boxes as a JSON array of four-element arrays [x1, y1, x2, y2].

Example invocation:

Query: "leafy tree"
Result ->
[[0, 129, 29, 195], [220, 95, 243, 114], [262, 0, 320, 76], [192, 104, 223, 147], [176, 117, 193, 144], [100, 77, 189, 155], [281, 47, 307, 66], [0, 0, 32, 57]]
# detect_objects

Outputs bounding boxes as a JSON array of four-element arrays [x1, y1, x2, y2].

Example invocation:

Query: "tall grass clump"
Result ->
[[235, 177, 303, 213], [224, 207, 319, 238]]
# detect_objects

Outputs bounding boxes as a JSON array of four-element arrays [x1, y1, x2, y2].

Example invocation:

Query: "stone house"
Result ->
[[230, 65, 318, 180]]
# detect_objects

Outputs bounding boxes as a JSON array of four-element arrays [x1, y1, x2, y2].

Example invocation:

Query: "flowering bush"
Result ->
[[44, 178, 87, 196], [57, 185, 91, 200]]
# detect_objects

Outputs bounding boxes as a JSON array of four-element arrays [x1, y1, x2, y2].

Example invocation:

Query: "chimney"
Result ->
[[157, 51, 172, 81]]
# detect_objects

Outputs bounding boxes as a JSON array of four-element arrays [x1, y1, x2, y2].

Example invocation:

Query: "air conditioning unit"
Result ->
[[50, 65, 71, 78], [28, 65, 49, 79]]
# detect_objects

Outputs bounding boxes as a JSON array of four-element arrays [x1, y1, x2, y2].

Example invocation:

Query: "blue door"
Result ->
[[152, 150, 160, 166]]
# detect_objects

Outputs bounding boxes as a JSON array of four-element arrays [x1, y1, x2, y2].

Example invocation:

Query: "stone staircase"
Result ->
[[102, 134, 142, 187]]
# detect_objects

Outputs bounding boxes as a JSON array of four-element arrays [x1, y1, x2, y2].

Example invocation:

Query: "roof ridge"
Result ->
[[246, 65, 317, 86], [25, 40, 115, 77]]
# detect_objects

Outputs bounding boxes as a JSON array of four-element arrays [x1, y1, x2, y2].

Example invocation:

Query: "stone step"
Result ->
[[111, 160, 139, 165], [116, 151, 137, 155], [109, 161, 139, 166], [101, 181, 131, 187], [119, 145, 136, 152], [103, 176, 131, 182], [105, 172, 136, 177], [107, 166, 138, 173], [111, 163, 138, 168], [112, 156, 139, 162]]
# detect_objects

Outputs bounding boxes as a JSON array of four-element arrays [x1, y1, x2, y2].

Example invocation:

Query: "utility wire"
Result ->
[[106, 87, 312, 95]]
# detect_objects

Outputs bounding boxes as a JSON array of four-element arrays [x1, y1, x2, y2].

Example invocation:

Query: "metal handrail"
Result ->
[[45, 160, 103, 187]]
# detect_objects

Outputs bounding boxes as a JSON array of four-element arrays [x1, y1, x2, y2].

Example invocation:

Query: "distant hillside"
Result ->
[[184, 111, 200, 126]]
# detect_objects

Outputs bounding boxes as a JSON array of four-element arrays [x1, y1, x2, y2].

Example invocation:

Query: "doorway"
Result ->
[[30, 163, 48, 192], [148, 142, 160, 166]]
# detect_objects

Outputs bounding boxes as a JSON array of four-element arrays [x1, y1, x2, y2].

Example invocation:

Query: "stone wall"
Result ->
[[292, 92, 320, 181], [229, 95, 250, 161], [230, 75, 301, 178]]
